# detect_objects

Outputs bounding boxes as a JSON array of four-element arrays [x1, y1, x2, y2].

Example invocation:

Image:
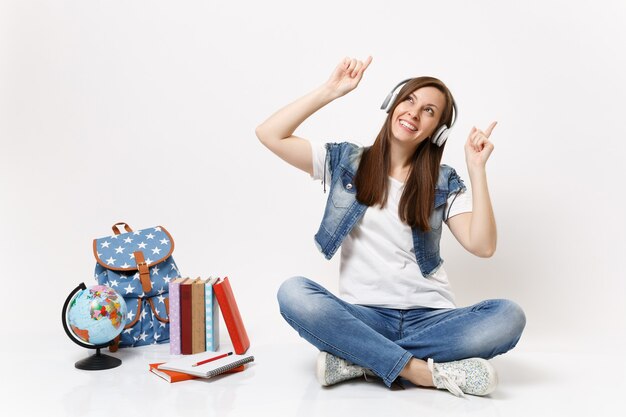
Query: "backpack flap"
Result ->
[[93, 225, 177, 296]]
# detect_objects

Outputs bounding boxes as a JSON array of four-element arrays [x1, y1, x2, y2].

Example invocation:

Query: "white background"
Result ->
[[1, 0, 625, 381]]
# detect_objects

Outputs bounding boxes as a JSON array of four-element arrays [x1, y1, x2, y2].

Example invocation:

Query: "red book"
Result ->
[[180, 278, 194, 354], [213, 277, 250, 354], [149, 362, 198, 383]]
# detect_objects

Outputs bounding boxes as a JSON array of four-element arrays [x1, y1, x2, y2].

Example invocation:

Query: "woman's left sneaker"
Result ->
[[316, 351, 376, 386]]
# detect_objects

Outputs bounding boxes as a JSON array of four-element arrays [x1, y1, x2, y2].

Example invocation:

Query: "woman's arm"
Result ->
[[255, 56, 372, 175], [447, 122, 498, 258]]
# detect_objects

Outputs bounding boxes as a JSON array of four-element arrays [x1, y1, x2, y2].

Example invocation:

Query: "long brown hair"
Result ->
[[353, 77, 455, 231]]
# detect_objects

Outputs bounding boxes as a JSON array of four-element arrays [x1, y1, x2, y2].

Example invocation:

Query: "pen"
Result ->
[[191, 352, 233, 367]]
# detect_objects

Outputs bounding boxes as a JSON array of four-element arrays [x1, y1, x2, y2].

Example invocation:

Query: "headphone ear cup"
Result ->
[[381, 78, 413, 113], [380, 94, 392, 112], [384, 93, 397, 113], [431, 125, 449, 147]]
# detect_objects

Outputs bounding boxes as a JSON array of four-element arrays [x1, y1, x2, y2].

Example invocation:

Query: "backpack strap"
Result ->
[[108, 336, 120, 352], [112, 222, 133, 235], [133, 251, 152, 293]]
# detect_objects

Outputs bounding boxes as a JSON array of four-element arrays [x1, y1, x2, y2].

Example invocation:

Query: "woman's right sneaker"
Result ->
[[427, 357, 498, 397]]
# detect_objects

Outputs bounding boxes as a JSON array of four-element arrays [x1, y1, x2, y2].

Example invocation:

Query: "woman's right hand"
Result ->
[[256, 55, 372, 176], [323, 56, 373, 99]]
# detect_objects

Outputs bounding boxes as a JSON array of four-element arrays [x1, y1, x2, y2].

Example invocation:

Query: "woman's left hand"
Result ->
[[465, 121, 497, 169]]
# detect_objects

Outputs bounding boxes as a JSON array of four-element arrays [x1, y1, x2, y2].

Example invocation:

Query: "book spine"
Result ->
[[180, 282, 193, 354], [168, 280, 182, 355], [213, 284, 220, 351], [191, 279, 206, 354], [205, 281, 219, 351], [149, 363, 198, 383], [214, 277, 250, 354]]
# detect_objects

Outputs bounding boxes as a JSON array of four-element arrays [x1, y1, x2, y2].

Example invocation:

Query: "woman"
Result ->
[[255, 56, 525, 397]]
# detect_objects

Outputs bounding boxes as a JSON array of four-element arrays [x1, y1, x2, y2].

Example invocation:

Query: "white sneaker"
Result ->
[[316, 351, 376, 386], [428, 357, 498, 397]]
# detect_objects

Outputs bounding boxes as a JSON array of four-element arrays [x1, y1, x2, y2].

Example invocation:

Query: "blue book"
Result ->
[[204, 277, 220, 351]]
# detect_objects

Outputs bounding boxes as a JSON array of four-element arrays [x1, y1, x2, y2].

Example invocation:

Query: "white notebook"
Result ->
[[159, 351, 254, 378]]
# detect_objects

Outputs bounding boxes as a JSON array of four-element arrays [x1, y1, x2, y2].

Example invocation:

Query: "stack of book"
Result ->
[[151, 276, 253, 383], [169, 276, 250, 355]]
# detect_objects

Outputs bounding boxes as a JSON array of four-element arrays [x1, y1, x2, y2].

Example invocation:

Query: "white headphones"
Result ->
[[380, 78, 458, 147]]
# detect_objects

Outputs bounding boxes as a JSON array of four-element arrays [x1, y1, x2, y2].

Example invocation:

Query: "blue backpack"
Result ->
[[93, 222, 181, 349]]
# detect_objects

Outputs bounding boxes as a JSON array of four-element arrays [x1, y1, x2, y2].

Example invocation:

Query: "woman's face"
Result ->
[[390, 86, 446, 146]]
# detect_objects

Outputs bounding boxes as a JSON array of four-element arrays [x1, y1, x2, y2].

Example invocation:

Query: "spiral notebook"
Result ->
[[159, 351, 254, 378]]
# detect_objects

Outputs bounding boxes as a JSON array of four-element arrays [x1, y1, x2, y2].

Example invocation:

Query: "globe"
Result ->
[[67, 284, 127, 345], [62, 283, 128, 370]]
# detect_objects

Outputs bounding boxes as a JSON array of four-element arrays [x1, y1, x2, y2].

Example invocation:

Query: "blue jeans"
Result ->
[[277, 276, 526, 387]]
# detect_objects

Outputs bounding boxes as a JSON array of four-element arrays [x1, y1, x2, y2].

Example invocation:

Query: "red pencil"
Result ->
[[191, 352, 233, 367]]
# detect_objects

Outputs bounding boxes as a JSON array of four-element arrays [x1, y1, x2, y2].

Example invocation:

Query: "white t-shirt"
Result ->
[[310, 141, 472, 309]]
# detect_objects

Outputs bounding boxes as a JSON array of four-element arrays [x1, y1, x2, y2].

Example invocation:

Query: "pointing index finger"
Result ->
[[362, 55, 373, 71], [484, 121, 498, 137]]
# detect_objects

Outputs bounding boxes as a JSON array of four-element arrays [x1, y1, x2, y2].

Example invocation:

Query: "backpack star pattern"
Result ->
[[94, 225, 181, 348]]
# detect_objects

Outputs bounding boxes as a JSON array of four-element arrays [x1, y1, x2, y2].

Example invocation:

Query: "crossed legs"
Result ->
[[277, 276, 526, 388]]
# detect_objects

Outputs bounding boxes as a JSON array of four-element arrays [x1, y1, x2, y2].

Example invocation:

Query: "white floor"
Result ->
[[5, 337, 625, 417]]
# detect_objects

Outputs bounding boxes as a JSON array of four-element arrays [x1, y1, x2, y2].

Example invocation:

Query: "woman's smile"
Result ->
[[399, 119, 418, 132]]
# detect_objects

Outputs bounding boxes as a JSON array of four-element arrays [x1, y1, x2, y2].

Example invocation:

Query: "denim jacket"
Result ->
[[313, 142, 467, 277]]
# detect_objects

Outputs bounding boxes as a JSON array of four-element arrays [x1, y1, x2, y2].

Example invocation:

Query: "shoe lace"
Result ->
[[428, 358, 466, 398]]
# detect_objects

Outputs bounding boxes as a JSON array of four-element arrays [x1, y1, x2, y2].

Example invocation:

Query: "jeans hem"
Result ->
[[383, 351, 412, 388]]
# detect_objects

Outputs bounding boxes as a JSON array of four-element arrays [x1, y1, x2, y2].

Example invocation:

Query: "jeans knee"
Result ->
[[499, 299, 526, 339], [468, 299, 526, 357], [276, 276, 310, 313], [486, 299, 526, 353]]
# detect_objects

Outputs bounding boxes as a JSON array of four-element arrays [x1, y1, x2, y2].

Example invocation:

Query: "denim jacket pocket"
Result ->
[[330, 167, 357, 208], [428, 190, 448, 231]]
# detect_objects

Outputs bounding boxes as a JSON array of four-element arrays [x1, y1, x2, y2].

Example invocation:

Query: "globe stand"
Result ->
[[62, 282, 125, 371], [74, 347, 122, 371]]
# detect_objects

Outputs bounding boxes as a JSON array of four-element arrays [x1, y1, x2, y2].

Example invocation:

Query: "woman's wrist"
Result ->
[[467, 164, 488, 182], [315, 84, 342, 103]]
